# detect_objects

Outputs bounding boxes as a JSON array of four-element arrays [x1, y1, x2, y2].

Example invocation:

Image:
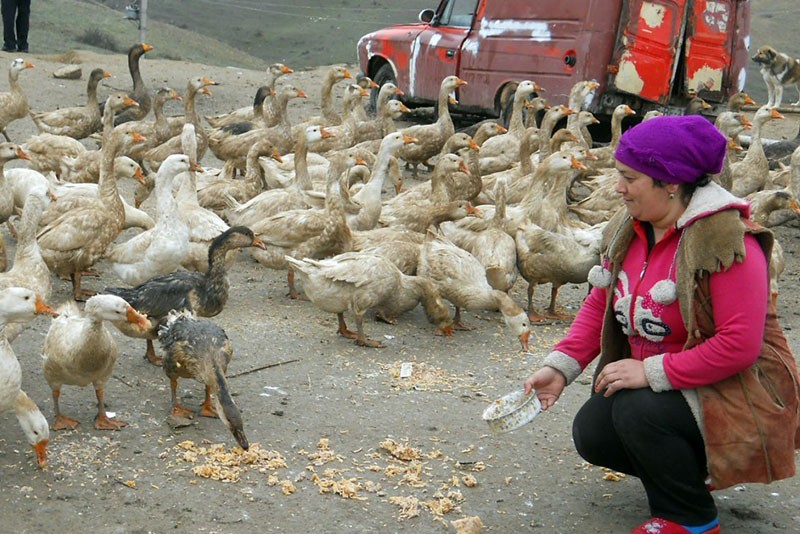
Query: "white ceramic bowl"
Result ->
[[482, 389, 541, 433]]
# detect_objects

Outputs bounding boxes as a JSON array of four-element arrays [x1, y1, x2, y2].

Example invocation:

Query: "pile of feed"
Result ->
[[167, 440, 287, 482]]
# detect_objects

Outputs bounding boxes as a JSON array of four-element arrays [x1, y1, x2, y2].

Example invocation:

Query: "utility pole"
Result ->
[[139, 0, 148, 44]]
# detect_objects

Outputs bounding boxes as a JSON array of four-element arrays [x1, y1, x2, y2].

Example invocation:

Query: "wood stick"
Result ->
[[228, 358, 301, 379]]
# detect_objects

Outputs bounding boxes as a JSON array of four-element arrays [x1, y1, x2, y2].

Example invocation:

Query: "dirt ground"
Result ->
[[1, 49, 800, 533]]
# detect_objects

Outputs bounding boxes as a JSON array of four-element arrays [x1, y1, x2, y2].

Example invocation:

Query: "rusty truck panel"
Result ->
[[611, 0, 690, 104], [458, 0, 623, 110]]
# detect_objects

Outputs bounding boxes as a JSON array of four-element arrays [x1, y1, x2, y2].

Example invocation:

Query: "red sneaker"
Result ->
[[631, 518, 721, 534]]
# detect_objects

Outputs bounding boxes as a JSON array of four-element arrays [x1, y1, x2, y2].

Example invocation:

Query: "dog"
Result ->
[[751, 45, 800, 108]]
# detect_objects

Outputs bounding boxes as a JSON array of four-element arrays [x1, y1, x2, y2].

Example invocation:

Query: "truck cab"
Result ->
[[357, 0, 751, 127]]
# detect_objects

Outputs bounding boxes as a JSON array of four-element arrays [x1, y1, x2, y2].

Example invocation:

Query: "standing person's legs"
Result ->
[[573, 388, 717, 526], [14, 0, 28, 51], [0, 0, 18, 51]]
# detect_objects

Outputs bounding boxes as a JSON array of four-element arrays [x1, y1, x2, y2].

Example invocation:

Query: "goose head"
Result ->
[[85, 294, 150, 329], [269, 62, 293, 78], [14, 393, 48, 468], [0, 142, 29, 164], [9, 57, 33, 74], [114, 156, 146, 185], [0, 287, 56, 326]]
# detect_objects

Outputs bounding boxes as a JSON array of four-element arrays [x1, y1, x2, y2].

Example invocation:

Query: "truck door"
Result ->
[[610, 0, 690, 104], [407, 0, 478, 99], [683, 0, 738, 102]]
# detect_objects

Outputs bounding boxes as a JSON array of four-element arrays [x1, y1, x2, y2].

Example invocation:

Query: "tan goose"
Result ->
[[354, 82, 405, 143], [731, 105, 784, 197], [37, 131, 146, 300], [226, 126, 332, 228], [587, 104, 636, 169], [0, 142, 31, 270], [287, 251, 453, 347], [207, 84, 306, 164], [515, 220, 603, 321], [565, 80, 599, 146], [113, 42, 154, 125], [306, 84, 371, 153], [29, 68, 111, 139], [0, 57, 33, 141], [418, 229, 530, 349], [143, 76, 218, 173], [197, 138, 282, 213], [42, 295, 150, 430], [21, 133, 86, 176], [396, 75, 467, 176], [309, 65, 354, 126], [478, 80, 540, 174], [0, 192, 50, 342], [115, 86, 183, 162], [250, 152, 359, 299], [205, 62, 294, 128]]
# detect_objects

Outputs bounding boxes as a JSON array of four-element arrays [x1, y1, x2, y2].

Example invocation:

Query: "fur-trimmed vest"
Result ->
[[595, 208, 800, 489]]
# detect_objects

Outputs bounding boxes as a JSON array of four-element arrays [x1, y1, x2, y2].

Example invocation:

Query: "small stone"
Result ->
[[53, 65, 82, 80]]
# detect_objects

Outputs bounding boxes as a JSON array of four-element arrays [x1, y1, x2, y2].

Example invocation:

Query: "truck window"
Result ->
[[439, 0, 477, 28]]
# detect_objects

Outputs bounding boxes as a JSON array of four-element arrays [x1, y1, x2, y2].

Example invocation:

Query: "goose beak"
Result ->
[[251, 237, 267, 250], [465, 202, 482, 216], [585, 151, 599, 161], [233, 429, 249, 451], [280, 64, 294, 74], [189, 160, 204, 173], [271, 149, 283, 163], [354, 156, 368, 167], [455, 77, 468, 87], [172, 91, 183, 101], [771, 108, 785, 119], [34, 295, 58, 317], [438, 324, 454, 337], [519, 330, 531, 351], [141, 43, 154, 53], [533, 82, 543, 92], [571, 156, 588, 170], [15, 147, 31, 160], [458, 161, 470, 174], [296, 89, 308, 99], [342, 68, 353, 79], [394, 87, 405, 96], [33, 439, 48, 468], [744, 94, 756, 106], [133, 166, 146, 184], [320, 127, 334, 139], [202, 77, 218, 87], [469, 139, 480, 150], [562, 105, 575, 115], [123, 96, 139, 108], [358, 87, 370, 97], [496, 124, 508, 134], [367, 78, 379, 89], [103, 71, 112, 79], [23, 61, 33, 69], [200, 87, 213, 96], [791, 199, 800, 215], [126, 306, 151, 330], [448, 95, 458, 105], [402, 134, 418, 144], [131, 132, 147, 144], [398, 103, 411, 113]]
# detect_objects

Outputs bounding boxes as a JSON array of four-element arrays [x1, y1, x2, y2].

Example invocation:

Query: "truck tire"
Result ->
[[370, 63, 397, 113]]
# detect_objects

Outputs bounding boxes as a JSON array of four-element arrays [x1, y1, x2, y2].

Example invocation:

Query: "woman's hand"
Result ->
[[594, 359, 649, 397], [523, 367, 566, 411]]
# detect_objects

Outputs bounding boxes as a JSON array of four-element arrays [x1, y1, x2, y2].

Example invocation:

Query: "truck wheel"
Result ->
[[370, 63, 397, 113]]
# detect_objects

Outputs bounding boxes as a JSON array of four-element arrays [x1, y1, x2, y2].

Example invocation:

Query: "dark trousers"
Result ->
[[1, 0, 29, 50], [572, 388, 717, 525]]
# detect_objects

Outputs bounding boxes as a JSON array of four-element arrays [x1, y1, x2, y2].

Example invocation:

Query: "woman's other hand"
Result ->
[[523, 367, 566, 410], [594, 359, 649, 397]]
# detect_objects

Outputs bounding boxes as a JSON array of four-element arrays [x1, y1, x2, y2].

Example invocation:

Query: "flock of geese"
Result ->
[[1, 43, 799, 466]]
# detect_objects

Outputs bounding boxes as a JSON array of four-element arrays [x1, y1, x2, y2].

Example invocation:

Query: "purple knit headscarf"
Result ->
[[614, 115, 727, 184]]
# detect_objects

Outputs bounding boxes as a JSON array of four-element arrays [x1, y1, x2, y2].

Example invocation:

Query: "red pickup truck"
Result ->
[[356, 0, 751, 127]]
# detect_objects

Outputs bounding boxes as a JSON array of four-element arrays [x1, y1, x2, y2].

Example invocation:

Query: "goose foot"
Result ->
[[434, 325, 454, 337], [199, 391, 218, 418], [171, 404, 195, 419], [95, 413, 127, 430], [338, 327, 358, 340], [453, 321, 474, 331], [355, 337, 385, 348], [52, 414, 80, 431]]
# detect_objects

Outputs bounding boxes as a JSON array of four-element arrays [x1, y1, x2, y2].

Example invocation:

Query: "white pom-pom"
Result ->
[[588, 265, 613, 288], [650, 279, 677, 304]]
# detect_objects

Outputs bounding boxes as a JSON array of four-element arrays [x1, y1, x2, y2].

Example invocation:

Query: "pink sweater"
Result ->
[[552, 217, 768, 390]]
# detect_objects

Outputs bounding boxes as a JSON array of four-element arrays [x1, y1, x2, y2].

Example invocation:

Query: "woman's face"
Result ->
[[614, 162, 677, 224]]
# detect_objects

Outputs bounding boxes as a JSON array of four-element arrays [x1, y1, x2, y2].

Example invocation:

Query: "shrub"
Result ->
[[76, 28, 120, 52]]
